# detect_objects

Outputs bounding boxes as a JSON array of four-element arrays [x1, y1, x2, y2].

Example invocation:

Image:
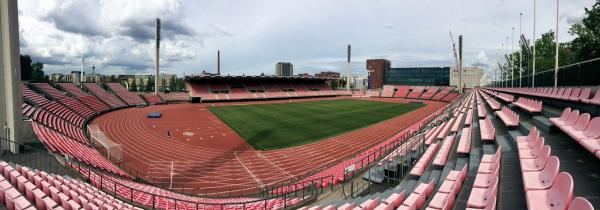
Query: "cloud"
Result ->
[[384, 23, 394, 30], [470, 51, 491, 69], [566, 9, 587, 25]]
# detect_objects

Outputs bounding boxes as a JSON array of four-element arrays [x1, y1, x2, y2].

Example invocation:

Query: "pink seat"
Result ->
[[578, 88, 591, 102], [525, 172, 573, 210], [478, 153, 500, 174], [522, 156, 560, 191], [467, 177, 498, 208], [359, 197, 380, 210], [337, 202, 356, 210], [473, 165, 500, 188], [427, 192, 456, 210], [582, 117, 600, 139], [481, 147, 501, 163], [401, 193, 426, 210], [518, 140, 548, 159], [568, 88, 581, 101], [383, 191, 405, 208], [373, 203, 392, 210], [445, 165, 468, 184], [518, 134, 542, 149], [568, 197, 594, 210], [520, 145, 551, 172], [465, 196, 496, 210], [582, 89, 600, 105]]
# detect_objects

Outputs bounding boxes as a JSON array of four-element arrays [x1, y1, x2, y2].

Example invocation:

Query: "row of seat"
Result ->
[[106, 83, 146, 105], [495, 106, 520, 128], [457, 127, 472, 154], [32, 123, 129, 177], [515, 128, 594, 209], [466, 148, 500, 209], [22, 85, 85, 127], [550, 108, 600, 159], [432, 135, 456, 166], [0, 161, 138, 210], [31, 109, 89, 146], [33, 83, 96, 118], [512, 97, 543, 113], [486, 87, 600, 105], [21, 103, 36, 119], [397, 179, 436, 210], [427, 165, 468, 209], [142, 94, 165, 105], [57, 83, 112, 112], [82, 83, 128, 108]]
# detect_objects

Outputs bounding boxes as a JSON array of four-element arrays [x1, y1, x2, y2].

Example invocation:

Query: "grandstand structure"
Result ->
[[1, 69, 599, 210]]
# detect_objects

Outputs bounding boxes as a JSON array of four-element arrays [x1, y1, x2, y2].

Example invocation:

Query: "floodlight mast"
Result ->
[[155, 18, 161, 95]]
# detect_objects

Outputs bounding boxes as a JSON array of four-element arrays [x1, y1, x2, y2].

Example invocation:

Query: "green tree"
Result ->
[[146, 77, 154, 92], [130, 80, 137, 92], [32, 62, 47, 82], [569, 1, 600, 61], [20, 55, 33, 81]]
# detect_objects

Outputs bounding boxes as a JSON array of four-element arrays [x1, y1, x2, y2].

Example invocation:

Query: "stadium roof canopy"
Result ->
[[185, 75, 332, 82]]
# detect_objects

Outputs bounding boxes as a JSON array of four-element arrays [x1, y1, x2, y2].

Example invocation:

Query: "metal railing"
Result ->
[[491, 57, 600, 87]]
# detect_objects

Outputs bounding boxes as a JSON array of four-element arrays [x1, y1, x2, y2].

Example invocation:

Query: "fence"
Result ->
[[491, 57, 600, 87]]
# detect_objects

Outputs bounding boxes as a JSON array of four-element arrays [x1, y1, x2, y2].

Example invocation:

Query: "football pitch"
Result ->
[[209, 99, 424, 150]]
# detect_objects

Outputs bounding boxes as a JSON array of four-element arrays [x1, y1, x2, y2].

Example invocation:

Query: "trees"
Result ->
[[569, 0, 600, 61], [146, 77, 154, 92], [20, 55, 47, 81]]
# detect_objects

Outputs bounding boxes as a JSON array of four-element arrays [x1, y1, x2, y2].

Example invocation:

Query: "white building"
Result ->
[[450, 67, 483, 89]]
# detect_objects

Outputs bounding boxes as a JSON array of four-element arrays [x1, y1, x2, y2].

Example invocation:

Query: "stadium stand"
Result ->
[[380, 85, 395, 97], [406, 86, 425, 98], [83, 83, 127, 108], [393, 86, 411, 98], [142, 94, 164, 105], [419, 86, 439, 99], [32, 83, 96, 118], [106, 83, 146, 105], [158, 92, 189, 102], [57, 83, 111, 112], [21, 85, 85, 127]]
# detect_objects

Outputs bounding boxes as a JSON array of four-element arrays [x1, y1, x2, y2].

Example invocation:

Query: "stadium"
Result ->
[[1, 0, 600, 210]]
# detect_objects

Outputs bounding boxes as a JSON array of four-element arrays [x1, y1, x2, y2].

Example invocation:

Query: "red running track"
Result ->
[[90, 97, 446, 195]]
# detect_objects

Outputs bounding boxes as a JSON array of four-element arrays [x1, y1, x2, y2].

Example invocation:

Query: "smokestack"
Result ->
[[155, 18, 161, 95], [217, 50, 221, 75]]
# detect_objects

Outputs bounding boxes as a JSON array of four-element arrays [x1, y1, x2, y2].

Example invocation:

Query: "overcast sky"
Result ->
[[17, 0, 595, 77]]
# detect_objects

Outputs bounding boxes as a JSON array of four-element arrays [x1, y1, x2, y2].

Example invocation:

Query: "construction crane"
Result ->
[[449, 31, 459, 69]]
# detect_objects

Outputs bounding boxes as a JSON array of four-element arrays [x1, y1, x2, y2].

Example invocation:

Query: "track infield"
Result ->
[[209, 99, 424, 150]]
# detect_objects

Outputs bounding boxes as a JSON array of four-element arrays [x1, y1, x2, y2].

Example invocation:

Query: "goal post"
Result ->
[[87, 125, 123, 163]]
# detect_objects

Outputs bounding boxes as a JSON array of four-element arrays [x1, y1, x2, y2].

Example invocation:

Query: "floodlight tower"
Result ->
[[346, 45, 351, 91], [155, 18, 161, 95]]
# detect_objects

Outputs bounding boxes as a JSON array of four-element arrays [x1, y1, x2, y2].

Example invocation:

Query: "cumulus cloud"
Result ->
[[470, 51, 491, 69]]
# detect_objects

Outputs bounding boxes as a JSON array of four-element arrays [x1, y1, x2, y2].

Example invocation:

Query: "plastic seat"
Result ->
[[549, 108, 572, 125], [578, 88, 591, 102], [582, 117, 600, 139], [465, 196, 496, 210], [522, 156, 560, 190], [473, 164, 500, 188], [518, 134, 542, 149], [568, 197, 594, 210], [525, 172, 573, 210], [519, 140, 548, 159], [481, 147, 501, 163], [520, 145, 551, 172], [582, 89, 600, 105], [383, 191, 405, 208], [568, 88, 581, 101], [467, 177, 498, 208]]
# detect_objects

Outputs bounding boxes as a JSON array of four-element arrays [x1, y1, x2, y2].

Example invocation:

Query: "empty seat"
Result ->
[[467, 176, 498, 208], [567, 197, 594, 210], [522, 156, 560, 191], [525, 172, 573, 210]]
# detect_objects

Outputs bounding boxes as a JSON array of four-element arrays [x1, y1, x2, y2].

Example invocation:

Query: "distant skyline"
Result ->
[[18, 0, 594, 77]]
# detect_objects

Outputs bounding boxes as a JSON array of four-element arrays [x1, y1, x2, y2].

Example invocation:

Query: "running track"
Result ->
[[90, 97, 446, 195]]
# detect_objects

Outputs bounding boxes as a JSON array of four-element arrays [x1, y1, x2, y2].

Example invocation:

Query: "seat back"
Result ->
[[527, 127, 539, 140], [579, 88, 591, 101], [562, 88, 572, 98], [556, 88, 565, 97], [559, 108, 572, 121], [540, 156, 560, 186], [535, 144, 552, 165], [568, 197, 594, 210], [565, 110, 580, 126], [573, 113, 591, 131], [570, 88, 581, 99], [583, 117, 600, 139], [549, 172, 574, 209]]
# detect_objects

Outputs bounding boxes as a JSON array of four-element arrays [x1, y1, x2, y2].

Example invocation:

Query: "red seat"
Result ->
[[477, 153, 500, 174], [473, 164, 500, 188], [481, 147, 501, 163], [466, 177, 498, 208], [568, 197, 594, 210], [520, 145, 551, 172], [479, 117, 495, 141], [383, 191, 405, 208], [582, 89, 600, 105], [519, 140, 548, 159], [525, 172, 573, 210], [577, 88, 591, 102], [522, 156, 560, 191], [517, 133, 542, 149], [465, 196, 496, 210]]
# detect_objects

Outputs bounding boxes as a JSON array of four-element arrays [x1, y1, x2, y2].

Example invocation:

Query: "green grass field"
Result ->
[[209, 99, 423, 150]]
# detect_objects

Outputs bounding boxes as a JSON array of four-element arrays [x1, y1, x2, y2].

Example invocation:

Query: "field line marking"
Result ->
[[256, 152, 294, 178], [234, 151, 265, 187]]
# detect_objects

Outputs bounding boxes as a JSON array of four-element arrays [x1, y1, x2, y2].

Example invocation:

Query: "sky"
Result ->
[[17, 0, 596, 78]]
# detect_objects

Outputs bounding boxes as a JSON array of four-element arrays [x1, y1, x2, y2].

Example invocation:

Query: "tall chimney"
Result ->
[[217, 50, 221, 75], [154, 18, 161, 95]]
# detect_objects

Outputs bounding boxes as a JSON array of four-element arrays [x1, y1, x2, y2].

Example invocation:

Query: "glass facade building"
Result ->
[[384, 67, 450, 86]]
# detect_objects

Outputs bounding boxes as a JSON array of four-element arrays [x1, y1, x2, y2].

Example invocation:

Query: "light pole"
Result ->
[[519, 13, 523, 88], [554, 0, 560, 88], [532, 0, 537, 87], [512, 27, 515, 88]]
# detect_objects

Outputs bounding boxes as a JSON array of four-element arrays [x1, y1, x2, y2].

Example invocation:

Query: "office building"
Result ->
[[275, 62, 293, 76], [366, 59, 390, 89], [450, 66, 483, 88]]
